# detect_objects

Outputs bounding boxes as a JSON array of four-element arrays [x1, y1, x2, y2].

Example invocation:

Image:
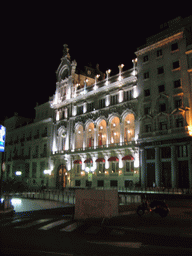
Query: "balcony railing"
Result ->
[[52, 140, 136, 155]]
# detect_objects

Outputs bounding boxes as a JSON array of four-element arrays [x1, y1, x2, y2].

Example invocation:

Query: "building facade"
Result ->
[[4, 102, 54, 189], [136, 16, 192, 188], [50, 44, 140, 190]]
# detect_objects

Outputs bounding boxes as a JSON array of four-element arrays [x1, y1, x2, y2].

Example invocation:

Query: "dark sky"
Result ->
[[1, 2, 191, 122]]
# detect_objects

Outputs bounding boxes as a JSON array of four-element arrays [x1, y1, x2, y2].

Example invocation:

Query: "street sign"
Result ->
[[0, 125, 6, 152]]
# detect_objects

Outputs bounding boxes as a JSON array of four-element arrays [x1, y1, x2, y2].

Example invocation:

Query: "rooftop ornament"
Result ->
[[105, 69, 111, 85], [118, 64, 124, 81]]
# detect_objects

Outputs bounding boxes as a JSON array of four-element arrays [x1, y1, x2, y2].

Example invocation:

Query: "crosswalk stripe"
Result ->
[[39, 219, 69, 230], [15, 219, 52, 228], [2, 218, 30, 226], [60, 222, 82, 232]]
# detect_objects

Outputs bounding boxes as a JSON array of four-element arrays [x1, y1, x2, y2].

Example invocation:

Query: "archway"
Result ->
[[56, 164, 67, 189]]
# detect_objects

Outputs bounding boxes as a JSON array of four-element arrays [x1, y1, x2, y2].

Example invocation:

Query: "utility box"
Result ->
[[74, 189, 118, 220]]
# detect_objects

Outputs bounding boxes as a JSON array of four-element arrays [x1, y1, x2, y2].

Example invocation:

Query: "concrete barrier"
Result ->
[[74, 189, 118, 220]]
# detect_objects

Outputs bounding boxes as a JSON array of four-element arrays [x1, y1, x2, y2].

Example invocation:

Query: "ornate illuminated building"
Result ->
[[50, 44, 139, 189]]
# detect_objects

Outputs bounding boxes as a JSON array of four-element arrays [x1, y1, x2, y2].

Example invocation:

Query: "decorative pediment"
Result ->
[[170, 108, 185, 115]]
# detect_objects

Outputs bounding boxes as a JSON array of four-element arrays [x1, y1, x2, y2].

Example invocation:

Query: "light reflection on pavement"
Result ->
[[9, 198, 70, 212]]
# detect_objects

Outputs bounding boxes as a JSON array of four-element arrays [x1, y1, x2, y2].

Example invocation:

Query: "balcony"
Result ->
[[52, 140, 136, 156]]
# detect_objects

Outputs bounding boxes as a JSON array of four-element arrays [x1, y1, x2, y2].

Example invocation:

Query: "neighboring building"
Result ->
[[4, 102, 54, 189], [135, 16, 192, 188], [50, 44, 139, 189]]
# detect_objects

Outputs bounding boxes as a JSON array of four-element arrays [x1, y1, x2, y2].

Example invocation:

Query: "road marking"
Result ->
[[2, 218, 30, 226], [15, 219, 52, 228], [39, 219, 69, 230], [88, 241, 142, 248], [60, 222, 80, 232]]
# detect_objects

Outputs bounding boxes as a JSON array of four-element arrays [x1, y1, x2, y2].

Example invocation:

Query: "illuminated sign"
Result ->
[[0, 125, 6, 152]]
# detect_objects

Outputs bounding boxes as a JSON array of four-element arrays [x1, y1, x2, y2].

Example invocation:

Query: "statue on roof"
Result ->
[[63, 44, 71, 60]]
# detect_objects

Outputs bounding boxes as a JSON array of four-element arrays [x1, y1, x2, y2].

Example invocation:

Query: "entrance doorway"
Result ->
[[147, 163, 155, 187], [178, 161, 189, 188], [161, 162, 171, 188], [56, 165, 67, 189]]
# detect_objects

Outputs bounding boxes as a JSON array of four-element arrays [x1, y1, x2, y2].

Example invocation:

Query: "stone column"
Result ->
[[140, 149, 146, 188], [94, 127, 97, 149], [120, 123, 124, 144], [155, 147, 160, 187], [171, 145, 177, 188], [106, 126, 110, 146]]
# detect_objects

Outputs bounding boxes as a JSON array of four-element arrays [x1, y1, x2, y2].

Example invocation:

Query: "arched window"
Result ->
[[75, 125, 83, 149], [98, 120, 107, 146], [124, 114, 135, 142], [86, 123, 94, 148], [110, 117, 120, 144], [57, 127, 66, 151]]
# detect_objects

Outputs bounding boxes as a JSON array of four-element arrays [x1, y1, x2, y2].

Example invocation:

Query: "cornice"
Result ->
[[135, 32, 183, 56]]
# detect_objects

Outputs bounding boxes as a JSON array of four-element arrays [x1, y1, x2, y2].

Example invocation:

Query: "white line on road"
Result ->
[[60, 222, 82, 232], [39, 219, 69, 230], [15, 219, 52, 228]]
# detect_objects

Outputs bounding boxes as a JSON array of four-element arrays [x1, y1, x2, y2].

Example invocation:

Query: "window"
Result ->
[[99, 98, 105, 109], [144, 89, 150, 97], [75, 164, 81, 174], [97, 180, 104, 187], [177, 145, 188, 157], [32, 162, 37, 178], [145, 124, 152, 133], [175, 98, 182, 108], [75, 180, 81, 186], [143, 55, 148, 62], [173, 60, 180, 69], [111, 94, 118, 105], [171, 42, 178, 51], [124, 90, 133, 101], [40, 161, 45, 178], [157, 66, 164, 74], [125, 161, 134, 172], [77, 106, 83, 115], [176, 118, 183, 127], [174, 79, 181, 88], [158, 84, 165, 93], [161, 147, 171, 158], [144, 72, 149, 79], [25, 163, 30, 178], [87, 102, 94, 112], [112, 162, 119, 173], [86, 180, 92, 187], [159, 103, 166, 112], [144, 106, 151, 115], [146, 148, 155, 159], [157, 49, 162, 57], [110, 180, 118, 187], [160, 121, 167, 130], [99, 163, 105, 173]]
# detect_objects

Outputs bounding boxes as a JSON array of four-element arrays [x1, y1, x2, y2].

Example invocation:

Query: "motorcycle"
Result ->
[[137, 199, 170, 217]]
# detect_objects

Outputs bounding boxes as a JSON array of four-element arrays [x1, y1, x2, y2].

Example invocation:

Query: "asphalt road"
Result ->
[[0, 209, 192, 256]]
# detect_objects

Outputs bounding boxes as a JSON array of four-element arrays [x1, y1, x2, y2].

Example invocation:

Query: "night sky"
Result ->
[[1, 2, 191, 122]]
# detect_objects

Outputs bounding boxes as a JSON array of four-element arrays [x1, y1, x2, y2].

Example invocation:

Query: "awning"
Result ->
[[96, 158, 105, 163], [74, 160, 82, 164], [122, 155, 134, 161], [84, 159, 93, 164], [108, 156, 119, 162]]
